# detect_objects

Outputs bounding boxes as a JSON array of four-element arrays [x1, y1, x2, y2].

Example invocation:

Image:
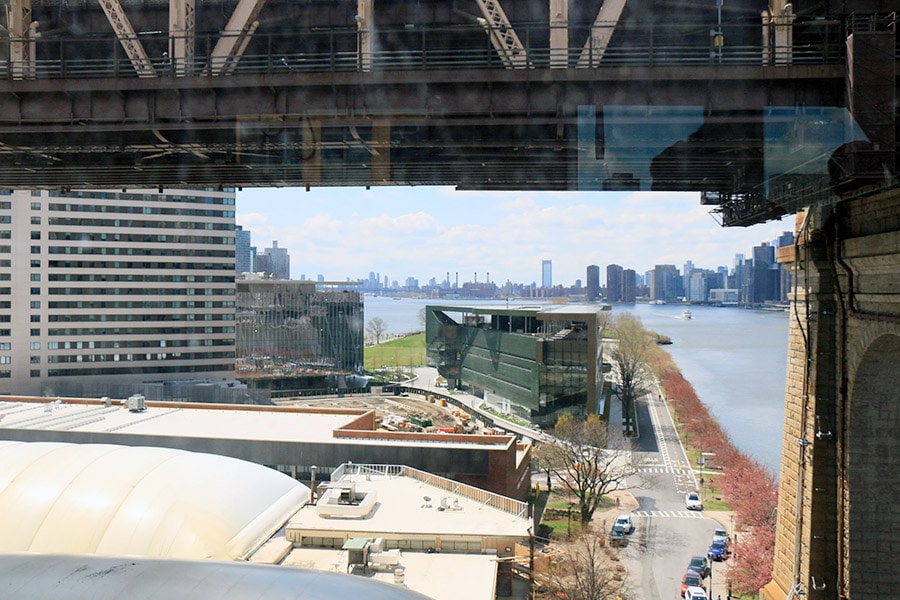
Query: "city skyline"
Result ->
[[236, 186, 793, 286]]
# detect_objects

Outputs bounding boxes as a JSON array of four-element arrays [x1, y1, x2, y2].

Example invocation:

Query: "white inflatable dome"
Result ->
[[0, 441, 309, 560]]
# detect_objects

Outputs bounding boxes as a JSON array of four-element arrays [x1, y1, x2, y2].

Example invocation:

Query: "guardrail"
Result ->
[[1, 20, 858, 81]]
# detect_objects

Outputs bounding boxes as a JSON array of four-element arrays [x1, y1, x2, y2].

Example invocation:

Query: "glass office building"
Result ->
[[235, 279, 363, 386], [426, 303, 607, 426]]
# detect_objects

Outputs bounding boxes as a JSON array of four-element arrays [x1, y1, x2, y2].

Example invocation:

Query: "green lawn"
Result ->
[[364, 333, 426, 370]]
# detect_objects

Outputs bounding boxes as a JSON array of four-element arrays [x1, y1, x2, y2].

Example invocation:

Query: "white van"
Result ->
[[684, 586, 709, 600]]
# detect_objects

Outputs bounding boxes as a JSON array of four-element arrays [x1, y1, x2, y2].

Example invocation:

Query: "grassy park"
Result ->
[[363, 333, 426, 371]]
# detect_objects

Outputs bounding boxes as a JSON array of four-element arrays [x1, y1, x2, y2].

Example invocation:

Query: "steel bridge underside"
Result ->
[[0, 1, 897, 226]]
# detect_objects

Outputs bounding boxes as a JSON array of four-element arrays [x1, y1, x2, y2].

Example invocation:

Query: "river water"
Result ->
[[364, 296, 789, 474]]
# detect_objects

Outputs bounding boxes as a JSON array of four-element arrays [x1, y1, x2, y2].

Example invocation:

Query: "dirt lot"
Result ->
[[281, 392, 461, 429]]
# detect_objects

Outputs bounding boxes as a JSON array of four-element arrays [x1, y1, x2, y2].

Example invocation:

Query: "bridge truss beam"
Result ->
[[98, 0, 157, 78], [207, 0, 268, 76]]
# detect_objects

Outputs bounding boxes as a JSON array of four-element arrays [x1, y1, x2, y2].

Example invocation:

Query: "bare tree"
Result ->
[[366, 317, 388, 344], [608, 312, 654, 436], [541, 531, 628, 600], [537, 413, 643, 524]]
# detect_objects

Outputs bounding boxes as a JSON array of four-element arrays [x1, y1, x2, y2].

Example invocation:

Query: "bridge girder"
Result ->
[[0, 1, 896, 226]]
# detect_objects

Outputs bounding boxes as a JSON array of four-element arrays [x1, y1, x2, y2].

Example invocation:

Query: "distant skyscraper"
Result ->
[[775, 231, 794, 302], [542, 260, 552, 288], [606, 264, 623, 302], [651, 265, 679, 302], [751, 242, 777, 303], [235, 225, 253, 275], [733, 254, 752, 303], [586, 265, 600, 301], [622, 269, 637, 303], [682, 260, 695, 299], [257, 241, 290, 280]]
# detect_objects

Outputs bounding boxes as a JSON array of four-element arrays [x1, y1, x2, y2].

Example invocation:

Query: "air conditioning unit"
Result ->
[[125, 394, 146, 412]]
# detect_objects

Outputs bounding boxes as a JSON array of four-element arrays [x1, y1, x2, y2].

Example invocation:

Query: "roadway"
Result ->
[[614, 386, 732, 600], [410, 365, 734, 598]]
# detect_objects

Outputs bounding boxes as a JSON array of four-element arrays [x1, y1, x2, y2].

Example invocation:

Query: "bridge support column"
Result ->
[[765, 188, 900, 600]]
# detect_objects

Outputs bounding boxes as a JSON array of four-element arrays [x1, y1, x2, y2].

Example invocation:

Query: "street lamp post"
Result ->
[[528, 525, 535, 599]]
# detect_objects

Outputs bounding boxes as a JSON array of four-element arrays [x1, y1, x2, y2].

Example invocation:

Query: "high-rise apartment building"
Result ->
[[586, 265, 600, 301], [0, 188, 237, 396], [541, 260, 552, 288], [257, 240, 290, 280], [606, 264, 623, 302]]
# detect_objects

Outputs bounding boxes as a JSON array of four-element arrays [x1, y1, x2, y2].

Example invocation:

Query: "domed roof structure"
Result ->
[[0, 441, 309, 560], [0, 554, 433, 600]]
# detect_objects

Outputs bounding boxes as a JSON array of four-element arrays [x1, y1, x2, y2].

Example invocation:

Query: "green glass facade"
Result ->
[[426, 304, 606, 426]]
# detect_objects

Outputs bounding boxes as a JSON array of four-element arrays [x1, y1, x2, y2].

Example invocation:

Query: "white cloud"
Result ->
[[238, 187, 793, 285]]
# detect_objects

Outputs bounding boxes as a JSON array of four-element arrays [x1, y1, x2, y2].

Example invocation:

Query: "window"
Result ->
[[30, 287, 40, 295], [31, 245, 40, 254], [30, 259, 40, 268], [30, 301, 40, 309], [30, 342, 40, 350], [0, 343, 8, 350], [30, 369, 40, 377], [30, 315, 40, 322], [30, 231, 40, 240], [30, 356, 40, 364], [31, 216, 41, 225], [0, 356, 9, 364], [30, 328, 39, 336], [30, 273, 40, 281]]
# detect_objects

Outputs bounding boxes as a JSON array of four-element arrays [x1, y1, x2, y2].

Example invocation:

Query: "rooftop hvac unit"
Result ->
[[126, 394, 146, 413]]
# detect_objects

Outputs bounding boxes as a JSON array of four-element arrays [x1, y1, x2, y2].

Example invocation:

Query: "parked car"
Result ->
[[614, 513, 634, 534], [684, 586, 709, 600], [608, 523, 627, 546], [681, 570, 706, 596], [712, 527, 731, 544], [707, 539, 731, 561], [685, 491, 703, 511], [688, 555, 710, 579]]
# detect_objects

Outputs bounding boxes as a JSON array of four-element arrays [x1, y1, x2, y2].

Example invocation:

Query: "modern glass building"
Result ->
[[235, 279, 363, 388], [0, 188, 237, 397], [425, 303, 608, 426]]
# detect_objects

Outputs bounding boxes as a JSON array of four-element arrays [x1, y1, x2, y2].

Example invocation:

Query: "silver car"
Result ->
[[685, 491, 703, 511]]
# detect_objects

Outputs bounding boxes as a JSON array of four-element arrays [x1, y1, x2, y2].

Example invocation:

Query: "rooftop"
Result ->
[[0, 396, 513, 451], [288, 464, 530, 539], [283, 463, 533, 600]]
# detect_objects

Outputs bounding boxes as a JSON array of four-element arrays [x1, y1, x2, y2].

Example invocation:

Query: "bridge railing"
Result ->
[[1, 20, 853, 81]]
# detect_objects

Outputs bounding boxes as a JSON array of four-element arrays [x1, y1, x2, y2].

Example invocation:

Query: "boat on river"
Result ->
[[680, 309, 693, 320]]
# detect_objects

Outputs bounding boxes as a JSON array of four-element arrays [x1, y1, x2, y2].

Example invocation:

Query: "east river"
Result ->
[[364, 296, 789, 475]]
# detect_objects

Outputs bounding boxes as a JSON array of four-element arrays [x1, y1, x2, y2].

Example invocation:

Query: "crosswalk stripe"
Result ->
[[632, 510, 705, 518]]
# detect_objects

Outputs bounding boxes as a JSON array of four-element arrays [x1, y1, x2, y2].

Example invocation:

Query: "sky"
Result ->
[[236, 186, 794, 286]]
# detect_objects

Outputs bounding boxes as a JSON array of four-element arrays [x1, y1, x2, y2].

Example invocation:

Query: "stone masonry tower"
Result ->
[[763, 188, 900, 600]]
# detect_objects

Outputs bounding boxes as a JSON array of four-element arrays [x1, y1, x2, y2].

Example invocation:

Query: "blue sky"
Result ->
[[236, 186, 793, 286]]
